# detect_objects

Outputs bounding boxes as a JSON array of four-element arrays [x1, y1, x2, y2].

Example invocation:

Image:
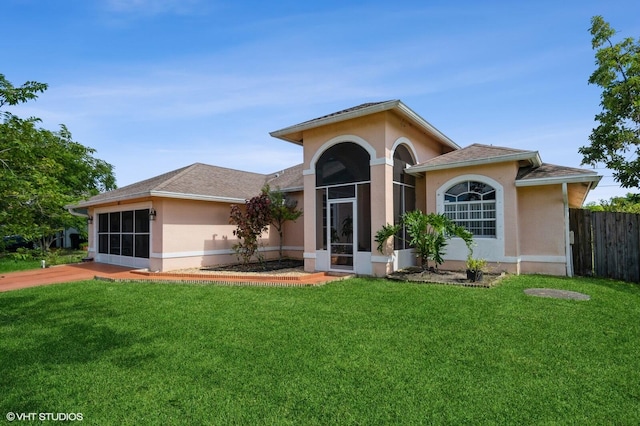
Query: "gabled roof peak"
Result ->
[[270, 99, 460, 150]]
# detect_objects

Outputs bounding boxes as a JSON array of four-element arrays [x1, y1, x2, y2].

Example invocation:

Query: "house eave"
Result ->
[[70, 191, 154, 209], [270, 100, 460, 150], [148, 191, 247, 203], [69, 190, 248, 209], [515, 174, 602, 187], [407, 151, 542, 174]]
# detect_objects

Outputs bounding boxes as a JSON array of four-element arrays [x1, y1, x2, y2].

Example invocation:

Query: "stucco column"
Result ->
[[302, 171, 317, 272], [370, 161, 395, 276]]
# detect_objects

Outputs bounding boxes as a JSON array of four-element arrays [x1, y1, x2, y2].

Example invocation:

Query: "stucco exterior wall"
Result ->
[[300, 113, 388, 274], [425, 162, 519, 268], [421, 164, 571, 276], [384, 111, 454, 164], [153, 197, 304, 271], [279, 191, 305, 259], [298, 110, 447, 275], [87, 196, 304, 272], [516, 185, 567, 275]]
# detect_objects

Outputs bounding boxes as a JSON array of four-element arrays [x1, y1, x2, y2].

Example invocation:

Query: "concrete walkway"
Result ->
[[0, 262, 345, 292]]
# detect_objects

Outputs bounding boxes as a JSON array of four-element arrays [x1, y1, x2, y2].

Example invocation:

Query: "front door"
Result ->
[[329, 200, 355, 271]]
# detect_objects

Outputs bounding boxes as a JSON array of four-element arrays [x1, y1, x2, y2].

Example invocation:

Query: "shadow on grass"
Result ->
[[0, 291, 155, 412], [571, 274, 640, 295]]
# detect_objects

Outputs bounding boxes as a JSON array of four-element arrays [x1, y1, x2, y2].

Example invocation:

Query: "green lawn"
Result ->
[[1, 276, 639, 424]]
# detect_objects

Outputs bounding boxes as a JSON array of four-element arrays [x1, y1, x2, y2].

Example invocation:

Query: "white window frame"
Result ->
[[436, 175, 504, 261], [443, 181, 497, 238]]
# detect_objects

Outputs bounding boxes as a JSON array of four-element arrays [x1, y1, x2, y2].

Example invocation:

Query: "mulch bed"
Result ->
[[387, 267, 505, 288], [204, 259, 305, 273]]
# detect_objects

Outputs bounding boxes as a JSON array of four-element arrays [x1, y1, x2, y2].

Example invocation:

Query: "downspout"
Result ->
[[562, 183, 573, 277]]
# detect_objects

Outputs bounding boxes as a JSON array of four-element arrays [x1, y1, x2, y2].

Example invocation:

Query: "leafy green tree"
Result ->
[[579, 16, 640, 188], [1, 73, 115, 250], [584, 193, 640, 213], [376, 211, 473, 271], [0, 73, 47, 109], [262, 185, 302, 263], [229, 193, 272, 266]]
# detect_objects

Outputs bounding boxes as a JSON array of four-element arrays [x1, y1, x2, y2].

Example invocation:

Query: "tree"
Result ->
[[584, 193, 640, 213], [375, 211, 473, 271], [229, 192, 272, 266], [579, 16, 640, 189], [1, 73, 116, 250], [262, 185, 302, 263], [0, 73, 47, 109]]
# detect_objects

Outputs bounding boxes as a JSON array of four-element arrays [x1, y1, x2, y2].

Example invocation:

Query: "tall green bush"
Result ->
[[376, 211, 473, 271]]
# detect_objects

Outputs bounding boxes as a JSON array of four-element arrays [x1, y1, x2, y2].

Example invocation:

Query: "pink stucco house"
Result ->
[[69, 100, 601, 276]]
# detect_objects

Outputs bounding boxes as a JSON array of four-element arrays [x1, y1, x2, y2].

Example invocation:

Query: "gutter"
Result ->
[[70, 190, 248, 209], [515, 174, 602, 187], [67, 207, 89, 218], [562, 182, 573, 277]]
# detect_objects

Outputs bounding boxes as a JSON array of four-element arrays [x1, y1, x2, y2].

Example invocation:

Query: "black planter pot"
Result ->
[[466, 269, 483, 282]]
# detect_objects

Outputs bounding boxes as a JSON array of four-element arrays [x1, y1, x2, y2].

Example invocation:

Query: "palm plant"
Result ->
[[376, 211, 473, 271]]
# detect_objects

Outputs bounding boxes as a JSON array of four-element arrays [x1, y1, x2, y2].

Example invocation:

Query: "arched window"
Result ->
[[393, 145, 415, 249], [316, 142, 370, 186], [443, 181, 496, 238]]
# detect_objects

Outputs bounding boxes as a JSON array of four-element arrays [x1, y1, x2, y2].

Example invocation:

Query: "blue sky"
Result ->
[[4, 0, 639, 203]]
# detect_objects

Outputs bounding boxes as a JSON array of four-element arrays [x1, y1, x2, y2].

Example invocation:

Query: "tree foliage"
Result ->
[[579, 16, 640, 188], [1, 73, 116, 250], [376, 211, 473, 271], [584, 193, 640, 213], [0, 74, 47, 109], [263, 185, 302, 262], [229, 193, 272, 265]]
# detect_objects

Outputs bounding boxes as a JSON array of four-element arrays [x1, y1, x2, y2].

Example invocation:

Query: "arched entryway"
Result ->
[[315, 142, 371, 271]]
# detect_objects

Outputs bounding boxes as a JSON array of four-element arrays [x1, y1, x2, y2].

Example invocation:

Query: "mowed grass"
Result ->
[[1, 276, 639, 424]]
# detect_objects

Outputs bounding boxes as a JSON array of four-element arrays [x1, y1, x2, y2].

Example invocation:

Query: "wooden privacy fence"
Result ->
[[570, 208, 640, 283]]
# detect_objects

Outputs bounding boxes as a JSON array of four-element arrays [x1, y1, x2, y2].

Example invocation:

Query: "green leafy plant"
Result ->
[[376, 211, 473, 271], [262, 185, 302, 263], [375, 223, 401, 254], [466, 256, 487, 273]]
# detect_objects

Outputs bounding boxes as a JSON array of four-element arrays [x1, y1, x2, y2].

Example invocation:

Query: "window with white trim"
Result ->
[[444, 181, 496, 238]]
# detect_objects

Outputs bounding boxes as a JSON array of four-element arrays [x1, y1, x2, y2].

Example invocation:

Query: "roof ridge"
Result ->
[[294, 100, 397, 127], [467, 143, 535, 153], [112, 163, 193, 192], [154, 163, 202, 191]]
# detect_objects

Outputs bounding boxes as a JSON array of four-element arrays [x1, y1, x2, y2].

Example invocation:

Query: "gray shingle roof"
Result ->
[[293, 101, 394, 127], [407, 143, 599, 185], [516, 163, 599, 181], [410, 143, 540, 171], [73, 162, 304, 208]]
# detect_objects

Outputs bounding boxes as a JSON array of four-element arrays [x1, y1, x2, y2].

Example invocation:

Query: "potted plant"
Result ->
[[466, 256, 487, 282]]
